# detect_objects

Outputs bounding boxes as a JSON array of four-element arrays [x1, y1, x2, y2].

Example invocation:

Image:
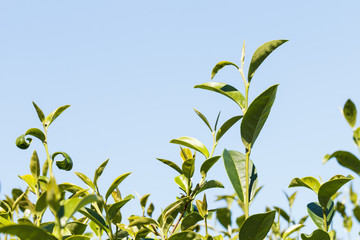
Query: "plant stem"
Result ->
[[204, 215, 208, 236], [323, 207, 328, 232], [43, 128, 53, 178], [244, 148, 250, 219], [209, 132, 217, 158]]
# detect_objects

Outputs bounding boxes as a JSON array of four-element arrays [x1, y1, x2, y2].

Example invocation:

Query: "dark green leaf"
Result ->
[[64, 236, 91, 240], [194, 109, 212, 132], [239, 210, 276, 240], [105, 172, 131, 200], [15, 134, 32, 149], [216, 208, 231, 229], [44, 105, 70, 128], [140, 194, 150, 210], [32, 102, 45, 123], [75, 172, 96, 191], [274, 206, 290, 222], [168, 231, 203, 240], [62, 195, 100, 225], [353, 205, 360, 222], [53, 152, 73, 171], [79, 207, 109, 232], [66, 221, 87, 235], [156, 158, 183, 175], [248, 39, 288, 82], [300, 229, 330, 240], [318, 175, 353, 207], [25, 128, 45, 142], [200, 156, 221, 178], [198, 180, 224, 194], [194, 82, 245, 109], [323, 151, 360, 175], [94, 159, 109, 189], [222, 149, 258, 202], [170, 137, 209, 158], [211, 61, 239, 79], [182, 158, 195, 178], [181, 212, 203, 231], [343, 99, 357, 128], [288, 176, 320, 193], [147, 202, 155, 217], [241, 85, 278, 149], [214, 111, 221, 132], [108, 195, 134, 220], [30, 150, 40, 179], [216, 115, 242, 142], [307, 200, 334, 230], [0, 224, 58, 240], [35, 191, 48, 215]]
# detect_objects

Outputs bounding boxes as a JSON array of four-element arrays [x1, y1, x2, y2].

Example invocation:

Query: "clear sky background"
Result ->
[[1, 1, 360, 238]]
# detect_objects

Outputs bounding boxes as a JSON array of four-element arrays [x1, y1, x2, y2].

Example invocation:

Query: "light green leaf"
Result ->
[[282, 224, 304, 239], [307, 201, 334, 230], [194, 82, 245, 109], [94, 159, 109, 189], [200, 156, 221, 178], [198, 180, 224, 194], [288, 176, 320, 194], [181, 212, 203, 231], [194, 109, 212, 132], [222, 149, 258, 202], [44, 105, 70, 128], [353, 127, 360, 148], [25, 128, 45, 143], [239, 210, 276, 240], [248, 39, 288, 82], [107, 195, 134, 220], [182, 158, 195, 178], [323, 151, 360, 175], [241, 84, 278, 149], [156, 158, 183, 174], [216, 115, 242, 142], [105, 172, 131, 200], [0, 224, 58, 240], [211, 61, 239, 79], [300, 229, 330, 240], [170, 137, 209, 158], [318, 175, 353, 207], [32, 102, 45, 123], [30, 150, 40, 179], [53, 152, 73, 171], [168, 231, 204, 240], [128, 217, 159, 227], [75, 172, 96, 191], [64, 236, 91, 240], [18, 174, 36, 193], [174, 174, 189, 193], [343, 99, 357, 128]]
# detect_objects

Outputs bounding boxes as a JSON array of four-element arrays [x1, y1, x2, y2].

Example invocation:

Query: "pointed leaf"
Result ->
[[32, 102, 45, 123], [19, 174, 36, 193], [248, 39, 288, 82], [30, 150, 40, 179], [0, 224, 58, 240], [216, 207, 231, 229], [170, 137, 209, 158], [94, 159, 109, 188], [182, 158, 195, 178], [128, 217, 159, 227], [157, 158, 183, 174], [282, 224, 304, 239], [353, 127, 360, 147], [300, 229, 330, 240], [318, 175, 353, 207], [211, 61, 239, 79], [198, 180, 224, 194], [168, 231, 204, 240], [343, 99, 357, 128], [35, 191, 48, 215], [323, 151, 360, 175], [200, 156, 221, 178], [53, 152, 73, 171], [140, 194, 151, 210], [44, 105, 70, 128], [241, 84, 278, 149], [288, 176, 320, 194], [181, 212, 203, 231], [79, 207, 108, 231], [216, 115, 242, 142], [307, 201, 334, 230], [108, 195, 134, 220], [105, 172, 131, 200], [75, 172, 96, 191], [194, 109, 212, 132], [274, 206, 290, 222], [194, 82, 245, 109], [239, 210, 276, 240], [214, 111, 221, 132], [223, 149, 258, 202]]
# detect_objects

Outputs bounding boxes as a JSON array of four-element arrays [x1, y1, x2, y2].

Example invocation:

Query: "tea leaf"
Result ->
[[46, 177, 61, 214], [15, 135, 32, 149], [288, 176, 320, 194], [239, 210, 276, 240], [170, 137, 209, 159], [94, 159, 109, 189], [353, 127, 360, 148], [44, 105, 70, 128], [241, 84, 278, 149], [274, 206, 290, 222], [300, 229, 330, 240], [248, 39, 288, 82], [194, 109, 212, 132], [216, 208, 231, 229], [0, 224, 58, 240], [198, 180, 224, 194], [182, 158, 195, 178], [318, 175, 353, 207], [65, 235, 90, 240], [194, 82, 245, 109], [156, 158, 183, 174], [200, 156, 221, 178], [181, 212, 203, 231], [108, 195, 134, 220], [343, 99, 357, 128], [353, 206, 360, 222], [174, 174, 189, 194], [30, 150, 40, 179], [32, 102, 45, 123], [25, 128, 45, 143], [19, 174, 36, 193], [105, 172, 131, 201], [75, 172, 96, 191], [35, 191, 48, 215], [79, 207, 109, 232], [282, 224, 304, 239], [53, 152, 73, 171], [211, 61, 239, 79], [147, 202, 155, 217], [216, 115, 242, 142], [214, 111, 221, 132], [307, 201, 335, 230], [168, 231, 203, 240], [323, 151, 360, 175], [128, 217, 159, 227]]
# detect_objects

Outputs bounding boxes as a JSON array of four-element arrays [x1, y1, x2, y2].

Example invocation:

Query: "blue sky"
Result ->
[[1, 0, 360, 238]]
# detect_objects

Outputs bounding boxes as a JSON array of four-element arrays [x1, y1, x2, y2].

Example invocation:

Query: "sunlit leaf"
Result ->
[[79, 207, 109, 232], [307, 200, 334, 230], [15, 135, 32, 149], [198, 180, 224, 194], [288, 176, 320, 194], [182, 159, 195, 178], [323, 151, 360, 175], [194, 109, 212, 132], [282, 224, 304, 239], [32, 102, 45, 123], [105, 172, 131, 200], [170, 137, 209, 158], [75, 172, 96, 191], [44, 105, 70, 128], [168, 231, 203, 240], [248, 40, 288, 82], [128, 217, 159, 227], [174, 174, 189, 194], [211, 61, 239, 79], [318, 175, 353, 207], [200, 156, 221, 178], [108, 195, 134, 220], [216, 115, 242, 142]]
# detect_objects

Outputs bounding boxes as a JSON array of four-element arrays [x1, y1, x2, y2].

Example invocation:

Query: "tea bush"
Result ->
[[0, 40, 358, 240]]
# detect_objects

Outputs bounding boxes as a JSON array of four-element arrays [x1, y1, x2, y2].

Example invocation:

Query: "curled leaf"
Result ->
[[15, 135, 32, 150], [211, 61, 239, 79], [53, 152, 73, 171]]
